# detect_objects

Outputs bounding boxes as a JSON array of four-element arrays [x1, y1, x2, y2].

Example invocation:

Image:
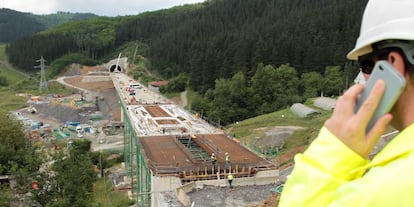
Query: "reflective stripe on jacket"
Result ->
[[279, 124, 414, 207]]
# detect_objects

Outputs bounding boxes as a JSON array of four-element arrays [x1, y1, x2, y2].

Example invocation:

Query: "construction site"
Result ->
[[16, 57, 281, 207], [16, 56, 398, 207]]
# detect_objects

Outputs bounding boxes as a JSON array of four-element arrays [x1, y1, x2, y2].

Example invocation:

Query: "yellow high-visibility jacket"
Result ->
[[279, 124, 414, 207]]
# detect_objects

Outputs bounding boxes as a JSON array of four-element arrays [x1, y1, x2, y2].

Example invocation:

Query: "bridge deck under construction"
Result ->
[[140, 133, 274, 176], [112, 72, 275, 178]]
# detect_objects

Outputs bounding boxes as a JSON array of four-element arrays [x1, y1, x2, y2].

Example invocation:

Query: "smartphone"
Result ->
[[354, 60, 406, 132]]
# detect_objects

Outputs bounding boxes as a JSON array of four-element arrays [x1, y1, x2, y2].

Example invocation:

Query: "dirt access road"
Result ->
[[58, 65, 122, 121], [0, 60, 31, 78]]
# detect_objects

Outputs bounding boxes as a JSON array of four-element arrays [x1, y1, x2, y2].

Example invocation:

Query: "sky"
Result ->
[[2, 0, 206, 16]]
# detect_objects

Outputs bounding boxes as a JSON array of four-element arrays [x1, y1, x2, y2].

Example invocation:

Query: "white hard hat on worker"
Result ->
[[347, 0, 414, 62]]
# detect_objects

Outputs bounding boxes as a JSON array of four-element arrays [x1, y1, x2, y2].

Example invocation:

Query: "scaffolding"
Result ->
[[121, 98, 151, 207], [176, 135, 210, 162]]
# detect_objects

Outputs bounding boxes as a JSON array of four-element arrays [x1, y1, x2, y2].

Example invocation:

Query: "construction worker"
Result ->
[[227, 172, 233, 189], [210, 153, 217, 166], [225, 152, 230, 169], [280, 0, 414, 206]]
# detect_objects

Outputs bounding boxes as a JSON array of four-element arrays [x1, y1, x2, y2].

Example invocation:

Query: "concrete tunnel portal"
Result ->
[[109, 64, 123, 72], [106, 57, 128, 73]]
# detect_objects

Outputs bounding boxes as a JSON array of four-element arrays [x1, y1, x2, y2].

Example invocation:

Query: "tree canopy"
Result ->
[[32, 140, 96, 207], [0, 110, 39, 175], [0, 110, 42, 205]]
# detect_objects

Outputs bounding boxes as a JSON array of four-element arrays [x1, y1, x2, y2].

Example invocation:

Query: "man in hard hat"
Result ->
[[210, 153, 217, 166], [227, 172, 234, 189], [280, 0, 414, 206], [225, 152, 230, 169]]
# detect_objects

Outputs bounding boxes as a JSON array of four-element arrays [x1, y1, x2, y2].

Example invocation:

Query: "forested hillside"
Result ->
[[0, 9, 45, 43], [6, 0, 369, 125], [116, 0, 367, 91], [31, 11, 98, 28], [0, 8, 98, 43]]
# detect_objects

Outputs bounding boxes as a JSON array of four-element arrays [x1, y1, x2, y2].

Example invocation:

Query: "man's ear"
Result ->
[[388, 51, 407, 76]]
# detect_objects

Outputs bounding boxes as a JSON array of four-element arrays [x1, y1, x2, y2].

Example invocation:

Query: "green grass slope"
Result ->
[[224, 103, 333, 167]]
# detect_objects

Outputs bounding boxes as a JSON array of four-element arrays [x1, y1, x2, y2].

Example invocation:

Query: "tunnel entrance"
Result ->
[[109, 64, 122, 72]]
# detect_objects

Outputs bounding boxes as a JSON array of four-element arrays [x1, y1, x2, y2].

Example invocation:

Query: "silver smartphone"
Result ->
[[354, 60, 406, 132]]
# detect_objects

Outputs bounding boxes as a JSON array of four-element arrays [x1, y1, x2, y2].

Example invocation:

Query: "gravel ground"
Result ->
[[95, 88, 121, 121], [186, 184, 277, 207], [33, 102, 98, 124]]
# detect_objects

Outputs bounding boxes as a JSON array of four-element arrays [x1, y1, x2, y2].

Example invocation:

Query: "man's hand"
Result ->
[[324, 80, 392, 158]]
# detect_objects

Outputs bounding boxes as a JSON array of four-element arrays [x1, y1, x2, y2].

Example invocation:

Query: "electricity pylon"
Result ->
[[35, 56, 48, 92]]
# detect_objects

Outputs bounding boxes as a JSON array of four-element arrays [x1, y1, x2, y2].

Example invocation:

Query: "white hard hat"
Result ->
[[347, 0, 414, 60]]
